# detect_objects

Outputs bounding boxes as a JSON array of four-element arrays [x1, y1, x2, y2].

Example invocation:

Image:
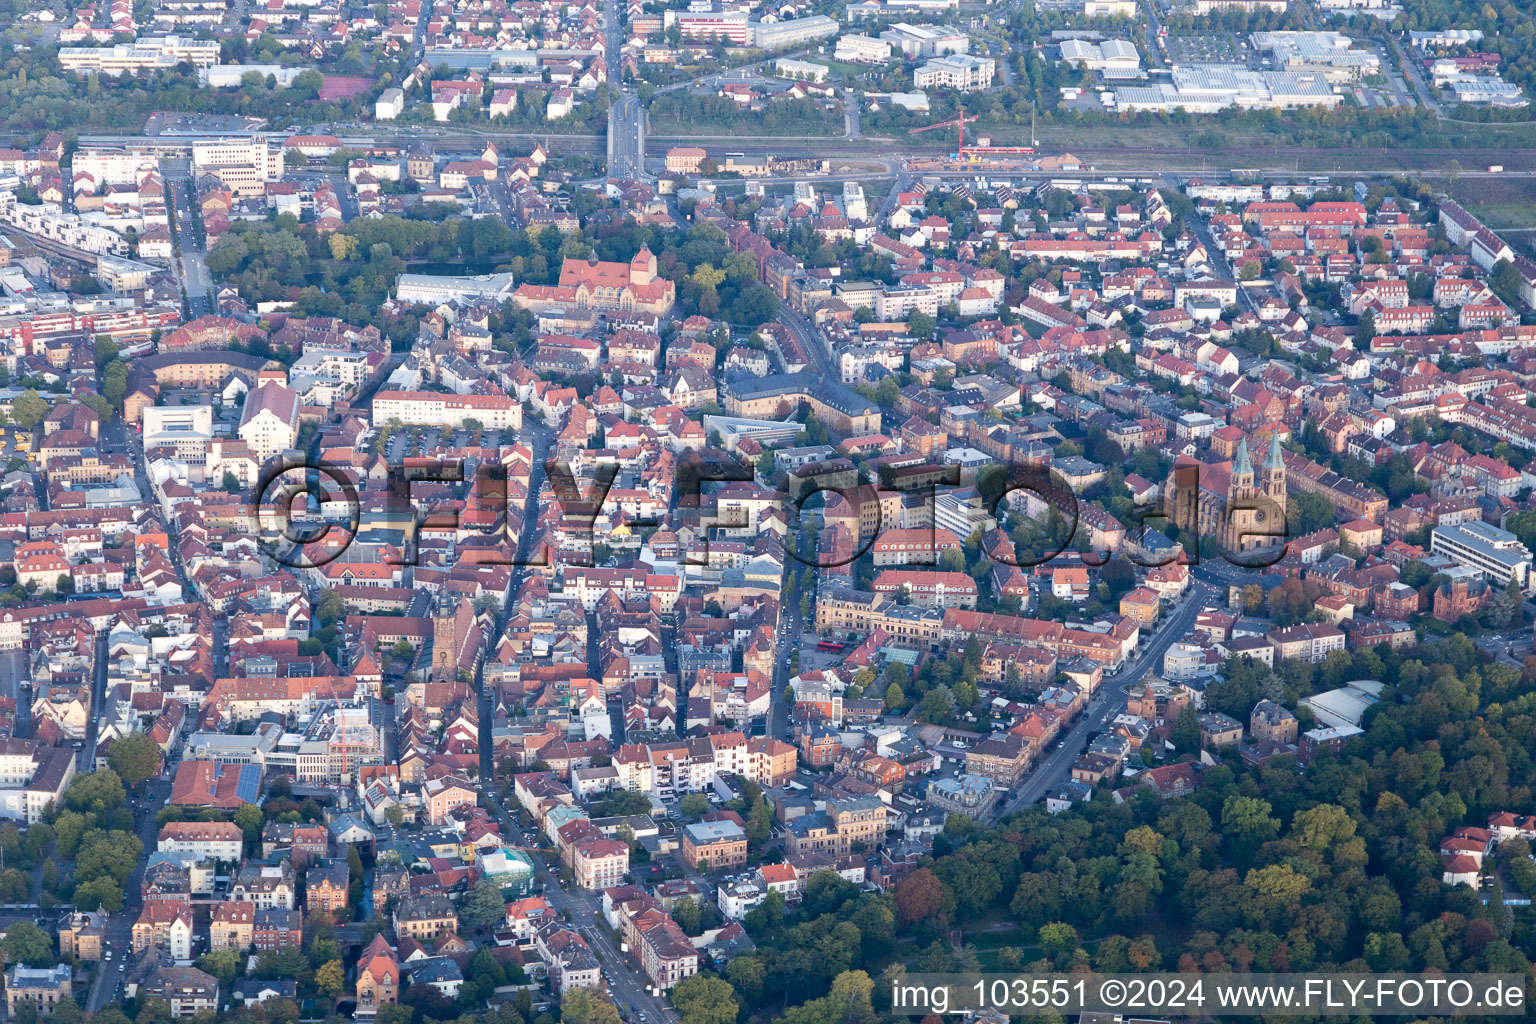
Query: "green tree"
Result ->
[[103, 361, 129, 411], [235, 803, 265, 843], [93, 336, 119, 369], [315, 959, 346, 998], [0, 868, 29, 902], [1170, 703, 1200, 757], [907, 310, 936, 339], [196, 948, 241, 987], [63, 768, 126, 814], [678, 794, 710, 821], [672, 973, 738, 1024], [0, 921, 52, 966], [1038, 922, 1082, 967], [463, 877, 508, 930], [10, 390, 45, 431], [563, 989, 622, 1024], [72, 875, 124, 912], [1221, 795, 1280, 865], [107, 732, 160, 788]]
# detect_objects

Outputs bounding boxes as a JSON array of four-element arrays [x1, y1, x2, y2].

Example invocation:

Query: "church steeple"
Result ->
[[1264, 430, 1284, 470], [1230, 438, 1255, 499], [1263, 430, 1286, 500]]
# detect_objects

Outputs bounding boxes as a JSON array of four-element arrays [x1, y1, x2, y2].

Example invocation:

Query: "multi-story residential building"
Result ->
[[229, 861, 296, 910], [209, 901, 255, 951], [253, 908, 303, 951], [572, 838, 629, 890], [157, 821, 243, 862], [141, 967, 220, 1018], [1199, 712, 1245, 748], [784, 796, 886, 856], [356, 935, 400, 1016], [6, 965, 71, 1015], [1250, 699, 1298, 744], [0, 741, 75, 824], [1265, 623, 1347, 663], [630, 910, 698, 991], [870, 528, 965, 567], [306, 861, 350, 915], [394, 894, 458, 940], [58, 910, 106, 961], [372, 390, 523, 430], [870, 569, 978, 609], [913, 54, 996, 90], [965, 732, 1030, 786], [681, 820, 748, 870], [423, 774, 478, 825], [537, 923, 602, 995], [133, 899, 194, 962]]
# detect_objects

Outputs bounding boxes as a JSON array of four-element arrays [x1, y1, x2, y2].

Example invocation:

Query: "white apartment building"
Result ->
[[879, 22, 968, 56], [73, 146, 160, 189], [572, 840, 629, 890], [913, 54, 996, 91], [834, 34, 893, 63], [665, 10, 750, 43], [1, 201, 130, 256], [157, 822, 244, 862], [59, 35, 220, 74], [376, 88, 405, 120], [237, 382, 301, 463], [371, 390, 523, 430], [1082, 0, 1136, 13], [289, 347, 376, 404], [751, 15, 839, 49]]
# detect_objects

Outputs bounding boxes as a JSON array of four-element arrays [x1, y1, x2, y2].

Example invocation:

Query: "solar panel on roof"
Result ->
[[236, 763, 263, 804]]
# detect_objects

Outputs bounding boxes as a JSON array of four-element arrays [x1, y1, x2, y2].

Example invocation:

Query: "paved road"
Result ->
[[777, 304, 835, 379], [1387, 33, 1443, 116], [162, 169, 212, 317], [0, 650, 31, 739], [481, 801, 678, 1024], [601, 0, 646, 179], [609, 91, 645, 181], [85, 777, 171, 1012], [996, 579, 1218, 817], [872, 171, 912, 225]]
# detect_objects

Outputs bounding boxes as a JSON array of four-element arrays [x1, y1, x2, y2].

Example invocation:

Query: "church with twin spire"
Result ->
[[1163, 430, 1288, 555]]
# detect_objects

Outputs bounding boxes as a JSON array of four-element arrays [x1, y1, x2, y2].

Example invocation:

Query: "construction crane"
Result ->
[[910, 113, 978, 160], [910, 111, 1034, 161]]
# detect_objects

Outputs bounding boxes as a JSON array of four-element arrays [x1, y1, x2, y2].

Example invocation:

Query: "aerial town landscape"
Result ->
[[0, 0, 1533, 1018]]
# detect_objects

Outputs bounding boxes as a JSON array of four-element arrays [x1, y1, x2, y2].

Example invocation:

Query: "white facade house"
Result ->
[[237, 382, 301, 463]]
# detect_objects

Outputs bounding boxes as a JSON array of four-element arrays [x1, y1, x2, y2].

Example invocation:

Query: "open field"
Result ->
[[1451, 176, 1536, 229]]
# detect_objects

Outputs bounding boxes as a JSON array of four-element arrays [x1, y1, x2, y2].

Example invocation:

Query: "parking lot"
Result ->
[[1161, 33, 1252, 67], [382, 425, 514, 461]]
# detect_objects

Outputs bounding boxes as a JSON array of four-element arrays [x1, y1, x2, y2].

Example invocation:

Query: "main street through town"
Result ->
[[996, 578, 1219, 818]]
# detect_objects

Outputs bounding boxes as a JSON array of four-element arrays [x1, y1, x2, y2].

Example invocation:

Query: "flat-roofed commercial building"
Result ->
[[1432, 520, 1534, 592]]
